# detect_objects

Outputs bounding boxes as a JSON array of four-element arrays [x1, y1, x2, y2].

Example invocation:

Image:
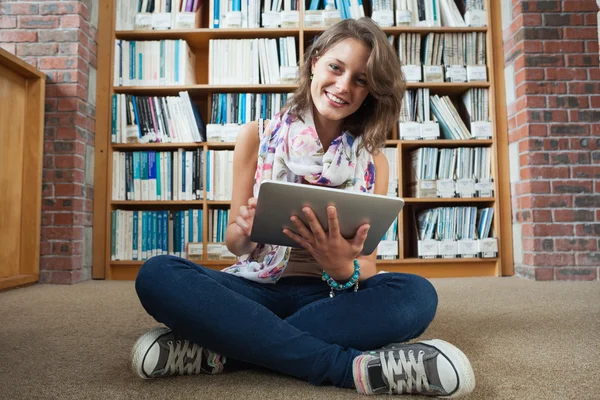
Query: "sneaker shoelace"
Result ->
[[165, 339, 203, 375], [381, 349, 429, 394]]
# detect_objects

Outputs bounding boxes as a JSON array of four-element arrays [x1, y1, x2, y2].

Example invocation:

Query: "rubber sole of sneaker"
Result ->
[[131, 326, 171, 379], [421, 339, 476, 398]]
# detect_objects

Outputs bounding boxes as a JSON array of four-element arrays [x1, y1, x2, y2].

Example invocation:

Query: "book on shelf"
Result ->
[[112, 149, 205, 201], [111, 209, 204, 261], [394, 0, 486, 27], [116, 0, 202, 31], [210, 0, 301, 28], [205, 150, 234, 201], [112, 91, 206, 144], [114, 39, 196, 87], [377, 217, 399, 260]]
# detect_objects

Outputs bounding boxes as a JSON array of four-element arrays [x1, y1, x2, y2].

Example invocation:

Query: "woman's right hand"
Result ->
[[234, 197, 257, 238]]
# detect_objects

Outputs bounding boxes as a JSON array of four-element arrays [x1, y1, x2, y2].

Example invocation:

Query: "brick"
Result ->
[[521, 1, 561, 13], [566, 55, 597, 67], [523, 27, 562, 40], [586, 40, 600, 54], [0, 16, 17, 28], [549, 125, 589, 136], [543, 14, 583, 26], [569, 82, 600, 94], [525, 54, 564, 67], [544, 138, 569, 150], [0, 3, 38, 15], [576, 224, 600, 236], [38, 56, 78, 70], [555, 267, 597, 281], [531, 195, 573, 208], [542, 41, 585, 53], [0, 31, 37, 43], [574, 195, 600, 208], [564, 27, 598, 40], [584, 13, 598, 25], [16, 43, 59, 57], [38, 30, 78, 43], [574, 110, 600, 123], [521, 166, 569, 180], [41, 226, 83, 241], [18, 16, 59, 29], [40, 256, 83, 271], [0, 43, 16, 54], [52, 241, 84, 255], [528, 110, 568, 123], [524, 82, 567, 95], [556, 238, 597, 252], [532, 253, 575, 267], [571, 166, 600, 179], [551, 180, 593, 194], [569, 138, 598, 151], [546, 68, 588, 81], [548, 96, 589, 109], [40, 2, 80, 15], [61, 15, 81, 28]]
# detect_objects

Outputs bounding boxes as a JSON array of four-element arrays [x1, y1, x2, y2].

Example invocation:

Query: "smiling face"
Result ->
[[310, 38, 371, 128]]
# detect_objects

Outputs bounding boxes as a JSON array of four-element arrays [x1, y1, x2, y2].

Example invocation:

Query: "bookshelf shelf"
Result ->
[[400, 139, 493, 148], [116, 28, 302, 47], [403, 197, 495, 204], [114, 84, 299, 95], [95, 0, 512, 281]]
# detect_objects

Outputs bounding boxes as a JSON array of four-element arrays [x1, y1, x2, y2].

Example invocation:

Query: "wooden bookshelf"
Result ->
[[93, 0, 512, 280], [0, 48, 46, 290]]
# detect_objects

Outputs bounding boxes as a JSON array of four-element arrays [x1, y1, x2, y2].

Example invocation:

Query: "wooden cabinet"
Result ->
[[0, 48, 45, 290]]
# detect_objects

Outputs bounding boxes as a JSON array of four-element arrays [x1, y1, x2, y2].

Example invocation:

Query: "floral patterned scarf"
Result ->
[[221, 108, 376, 283]]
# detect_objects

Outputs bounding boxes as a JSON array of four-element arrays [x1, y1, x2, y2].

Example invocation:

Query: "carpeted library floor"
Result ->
[[1, 276, 598, 400]]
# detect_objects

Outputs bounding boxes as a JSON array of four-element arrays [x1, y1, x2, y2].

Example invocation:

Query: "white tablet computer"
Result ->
[[250, 181, 404, 255]]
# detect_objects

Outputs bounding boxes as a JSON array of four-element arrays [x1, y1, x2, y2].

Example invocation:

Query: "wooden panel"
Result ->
[[20, 78, 44, 278], [0, 64, 26, 279], [0, 274, 38, 291]]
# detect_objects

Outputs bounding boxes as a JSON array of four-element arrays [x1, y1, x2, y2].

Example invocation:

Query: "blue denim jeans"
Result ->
[[135, 255, 438, 388]]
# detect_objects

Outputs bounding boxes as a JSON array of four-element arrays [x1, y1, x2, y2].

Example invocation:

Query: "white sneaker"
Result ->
[[353, 339, 475, 397], [131, 327, 226, 379]]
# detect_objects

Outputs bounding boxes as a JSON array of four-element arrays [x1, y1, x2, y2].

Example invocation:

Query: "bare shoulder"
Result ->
[[235, 121, 260, 156], [372, 151, 389, 171]]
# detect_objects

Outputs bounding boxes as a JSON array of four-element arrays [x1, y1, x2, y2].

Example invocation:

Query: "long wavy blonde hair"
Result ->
[[283, 18, 405, 153]]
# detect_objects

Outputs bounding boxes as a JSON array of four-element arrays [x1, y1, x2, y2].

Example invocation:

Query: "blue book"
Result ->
[[132, 211, 139, 260], [156, 152, 162, 200], [111, 95, 117, 142], [141, 211, 147, 260], [180, 211, 186, 256], [166, 151, 172, 200], [157, 211, 163, 255], [162, 210, 169, 254], [232, 0, 241, 12], [214, 0, 220, 28], [148, 151, 156, 200], [181, 151, 186, 198], [174, 40, 180, 83], [130, 95, 143, 138], [189, 209, 194, 242], [198, 210, 203, 242]]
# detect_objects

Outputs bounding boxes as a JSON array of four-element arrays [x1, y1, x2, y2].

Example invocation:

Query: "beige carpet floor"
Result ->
[[1, 277, 598, 400]]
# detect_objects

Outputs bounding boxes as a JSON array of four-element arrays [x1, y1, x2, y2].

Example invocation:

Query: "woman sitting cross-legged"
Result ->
[[132, 17, 475, 398]]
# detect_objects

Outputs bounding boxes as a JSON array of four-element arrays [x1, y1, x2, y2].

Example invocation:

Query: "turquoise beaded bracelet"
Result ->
[[322, 259, 361, 298]]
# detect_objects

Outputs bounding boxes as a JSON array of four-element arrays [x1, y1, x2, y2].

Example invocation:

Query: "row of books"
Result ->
[[111, 209, 204, 261], [415, 206, 497, 258], [114, 40, 196, 86], [211, 0, 301, 28], [111, 92, 206, 144], [112, 150, 205, 201], [394, 32, 485, 67], [208, 37, 298, 85], [408, 146, 492, 197], [210, 92, 291, 125], [377, 217, 398, 260], [115, 0, 202, 31]]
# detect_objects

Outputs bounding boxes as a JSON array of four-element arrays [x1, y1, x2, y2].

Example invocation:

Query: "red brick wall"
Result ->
[[504, 0, 600, 280], [0, 1, 97, 284]]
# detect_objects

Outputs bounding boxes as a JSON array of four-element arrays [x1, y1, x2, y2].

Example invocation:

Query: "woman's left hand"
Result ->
[[283, 206, 370, 278]]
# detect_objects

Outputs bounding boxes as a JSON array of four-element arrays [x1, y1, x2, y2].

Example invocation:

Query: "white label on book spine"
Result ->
[[377, 240, 398, 256], [420, 122, 440, 139], [280, 65, 299, 82], [439, 240, 458, 257], [175, 13, 197, 29], [400, 122, 421, 139], [226, 11, 243, 27], [445, 65, 467, 82], [458, 239, 477, 257], [423, 65, 444, 82], [280, 11, 299, 27], [135, 13, 153, 30], [418, 240, 439, 257], [262, 11, 281, 27], [476, 179, 494, 197], [372, 10, 394, 27], [206, 124, 223, 142], [395, 10, 412, 25], [187, 243, 203, 256], [436, 179, 455, 197], [465, 10, 487, 27], [419, 180, 435, 190], [152, 13, 171, 29], [471, 121, 492, 138], [323, 10, 342, 26], [456, 178, 476, 197], [467, 65, 487, 82], [478, 238, 498, 257], [304, 11, 323, 26], [401, 65, 422, 82]]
